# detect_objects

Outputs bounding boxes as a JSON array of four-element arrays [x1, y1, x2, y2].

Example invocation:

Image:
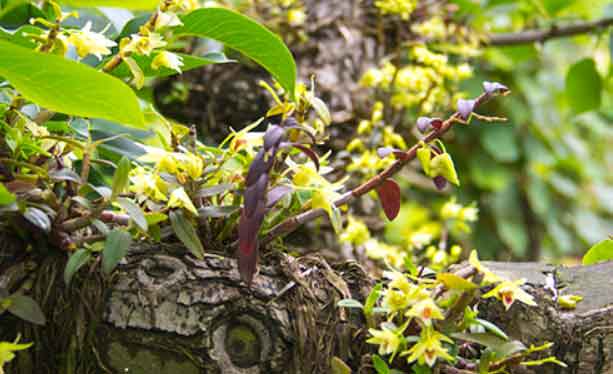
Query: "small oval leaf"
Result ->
[[376, 179, 401, 220]]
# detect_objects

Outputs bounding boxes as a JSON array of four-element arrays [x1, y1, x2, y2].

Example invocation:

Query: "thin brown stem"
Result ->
[[263, 91, 498, 244], [486, 17, 613, 46]]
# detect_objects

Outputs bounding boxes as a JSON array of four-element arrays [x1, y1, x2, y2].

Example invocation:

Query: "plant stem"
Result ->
[[486, 17, 613, 46], [262, 91, 498, 244]]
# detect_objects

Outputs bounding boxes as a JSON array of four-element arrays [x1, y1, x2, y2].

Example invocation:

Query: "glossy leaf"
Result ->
[[116, 198, 148, 232], [7, 294, 46, 325], [565, 58, 602, 114], [169, 209, 205, 259], [64, 248, 92, 286], [102, 229, 132, 275], [176, 7, 296, 96], [582, 239, 613, 265], [0, 40, 144, 127], [376, 179, 401, 220]]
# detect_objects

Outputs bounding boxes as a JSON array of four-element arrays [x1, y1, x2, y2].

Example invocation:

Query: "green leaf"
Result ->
[[102, 229, 132, 275], [372, 354, 390, 374], [0, 40, 144, 128], [330, 357, 352, 374], [0, 183, 16, 205], [336, 299, 364, 309], [116, 198, 147, 232], [364, 283, 382, 316], [169, 209, 205, 259], [480, 126, 519, 162], [111, 157, 131, 200], [64, 248, 91, 286], [105, 52, 233, 79], [475, 318, 509, 341], [582, 239, 613, 265], [57, 0, 158, 10], [7, 294, 46, 325], [565, 58, 602, 114], [176, 7, 296, 96], [452, 332, 525, 358]]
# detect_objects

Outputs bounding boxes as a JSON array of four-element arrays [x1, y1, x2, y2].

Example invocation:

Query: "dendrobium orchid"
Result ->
[[483, 279, 537, 310], [402, 326, 454, 367], [67, 21, 116, 59]]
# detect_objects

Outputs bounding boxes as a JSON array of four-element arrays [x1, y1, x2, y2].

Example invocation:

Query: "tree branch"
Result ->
[[263, 90, 502, 244], [486, 17, 613, 46]]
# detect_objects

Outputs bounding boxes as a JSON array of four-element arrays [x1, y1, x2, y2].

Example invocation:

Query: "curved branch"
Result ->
[[486, 17, 613, 46], [263, 91, 501, 244]]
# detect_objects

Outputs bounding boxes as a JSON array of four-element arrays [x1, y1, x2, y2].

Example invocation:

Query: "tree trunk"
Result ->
[[2, 234, 613, 373]]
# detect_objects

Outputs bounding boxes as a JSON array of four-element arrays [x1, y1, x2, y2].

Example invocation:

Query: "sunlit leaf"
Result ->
[[582, 239, 613, 265]]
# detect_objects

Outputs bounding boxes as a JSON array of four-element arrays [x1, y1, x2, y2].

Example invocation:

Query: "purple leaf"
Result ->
[[267, 185, 293, 208], [246, 149, 273, 186], [290, 143, 320, 171], [376, 179, 401, 220], [238, 198, 266, 286], [483, 81, 509, 95], [433, 176, 448, 190], [457, 99, 476, 120], [263, 125, 285, 150], [244, 174, 268, 217]]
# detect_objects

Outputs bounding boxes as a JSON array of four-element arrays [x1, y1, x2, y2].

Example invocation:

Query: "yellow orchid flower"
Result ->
[[67, 21, 116, 59], [483, 279, 537, 311], [401, 326, 454, 367], [405, 298, 444, 326], [152, 51, 184, 73], [129, 166, 168, 202], [367, 325, 401, 356], [167, 187, 198, 215], [0, 336, 32, 373], [469, 250, 502, 285]]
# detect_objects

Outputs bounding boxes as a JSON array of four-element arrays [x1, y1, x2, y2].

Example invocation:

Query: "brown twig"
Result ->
[[486, 17, 613, 46], [263, 91, 499, 244]]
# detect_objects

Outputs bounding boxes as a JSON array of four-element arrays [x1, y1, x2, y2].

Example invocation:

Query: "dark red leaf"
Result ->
[[376, 179, 401, 221], [430, 118, 443, 130], [290, 144, 320, 171], [238, 199, 266, 286]]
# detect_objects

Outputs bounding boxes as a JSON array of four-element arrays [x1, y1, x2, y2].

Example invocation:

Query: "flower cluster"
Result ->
[[374, 0, 418, 20]]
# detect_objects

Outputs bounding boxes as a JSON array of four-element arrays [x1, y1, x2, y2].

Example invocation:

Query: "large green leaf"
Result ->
[[106, 52, 232, 79], [176, 7, 296, 96], [583, 239, 613, 265], [0, 40, 144, 128], [565, 58, 602, 114], [57, 0, 158, 10], [6, 294, 46, 325]]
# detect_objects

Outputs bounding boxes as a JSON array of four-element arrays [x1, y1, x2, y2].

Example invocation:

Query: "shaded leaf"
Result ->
[[64, 248, 91, 286], [198, 205, 240, 218], [7, 294, 46, 325], [475, 318, 509, 341], [376, 179, 401, 220], [330, 357, 352, 374], [170, 209, 205, 259], [0, 40, 144, 127], [102, 229, 132, 275], [196, 183, 234, 198], [49, 168, 82, 184]]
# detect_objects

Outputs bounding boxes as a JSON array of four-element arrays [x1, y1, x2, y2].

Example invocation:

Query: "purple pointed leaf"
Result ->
[[267, 185, 293, 208], [246, 149, 272, 186], [457, 99, 476, 120], [264, 125, 285, 150], [376, 179, 401, 220], [291, 144, 320, 171], [244, 174, 268, 217]]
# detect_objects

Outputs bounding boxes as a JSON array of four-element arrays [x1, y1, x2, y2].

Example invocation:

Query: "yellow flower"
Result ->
[[129, 166, 168, 201], [483, 279, 537, 311], [167, 187, 198, 215], [468, 250, 502, 285], [287, 8, 306, 26], [67, 21, 116, 59], [558, 294, 583, 310], [401, 326, 454, 367], [387, 271, 412, 294], [339, 215, 370, 246], [123, 33, 166, 56], [405, 298, 444, 326], [154, 11, 183, 29], [374, 0, 417, 20], [151, 51, 184, 73], [180, 152, 204, 180], [364, 239, 405, 269], [367, 325, 401, 356], [0, 336, 32, 372]]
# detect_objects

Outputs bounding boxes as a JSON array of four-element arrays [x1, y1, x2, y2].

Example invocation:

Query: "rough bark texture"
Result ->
[[2, 231, 613, 373]]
